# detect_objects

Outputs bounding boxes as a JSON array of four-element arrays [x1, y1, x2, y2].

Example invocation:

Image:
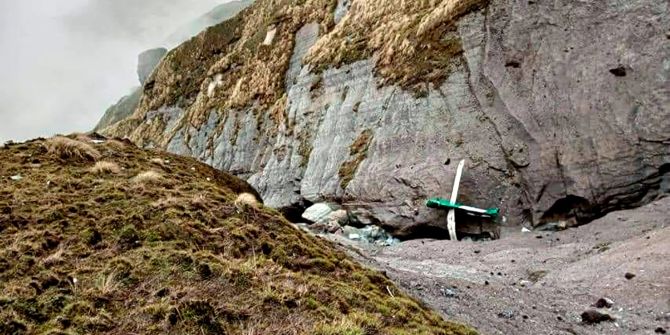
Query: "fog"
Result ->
[[0, 0, 233, 143]]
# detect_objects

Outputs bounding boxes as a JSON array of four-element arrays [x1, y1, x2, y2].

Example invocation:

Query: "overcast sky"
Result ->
[[0, 0, 231, 143]]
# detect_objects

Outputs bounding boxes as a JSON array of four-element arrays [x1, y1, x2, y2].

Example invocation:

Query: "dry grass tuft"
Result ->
[[151, 196, 180, 209], [44, 136, 101, 162], [235, 192, 260, 210], [42, 247, 65, 266], [95, 272, 119, 295], [306, 0, 487, 89], [90, 161, 121, 175], [150, 157, 167, 166], [131, 170, 164, 184]]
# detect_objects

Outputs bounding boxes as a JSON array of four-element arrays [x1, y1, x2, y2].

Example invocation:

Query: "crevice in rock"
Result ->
[[609, 66, 627, 77], [540, 163, 670, 227], [540, 195, 591, 225], [505, 60, 521, 68], [280, 198, 314, 223]]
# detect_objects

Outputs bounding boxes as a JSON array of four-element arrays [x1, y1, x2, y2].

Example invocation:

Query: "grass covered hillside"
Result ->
[[0, 135, 476, 334]]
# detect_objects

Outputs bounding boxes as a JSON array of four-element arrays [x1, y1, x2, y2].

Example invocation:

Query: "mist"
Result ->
[[0, 0, 233, 143]]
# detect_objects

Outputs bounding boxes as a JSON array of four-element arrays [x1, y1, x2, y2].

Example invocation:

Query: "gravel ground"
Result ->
[[335, 196, 670, 334]]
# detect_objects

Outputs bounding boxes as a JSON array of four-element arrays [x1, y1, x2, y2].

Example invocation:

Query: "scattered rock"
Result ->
[[498, 310, 516, 319], [624, 272, 636, 280], [581, 309, 615, 324], [328, 209, 349, 225], [592, 297, 614, 308], [341, 225, 399, 246], [522, 227, 531, 233], [301, 203, 335, 223], [441, 288, 458, 298], [655, 327, 667, 334], [10, 175, 22, 181], [609, 65, 627, 77], [536, 220, 570, 231]]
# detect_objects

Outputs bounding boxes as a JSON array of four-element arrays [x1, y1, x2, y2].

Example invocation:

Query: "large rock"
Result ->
[[100, 0, 670, 237], [94, 87, 142, 132], [137, 48, 167, 85], [301, 203, 336, 223]]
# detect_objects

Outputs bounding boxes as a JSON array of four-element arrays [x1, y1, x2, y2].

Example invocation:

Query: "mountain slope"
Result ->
[[100, 0, 669, 236], [163, 0, 255, 48], [0, 135, 475, 334]]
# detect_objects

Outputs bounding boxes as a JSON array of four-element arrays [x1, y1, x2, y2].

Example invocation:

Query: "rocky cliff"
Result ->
[[94, 1, 253, 132], [100, 0, 670, 237]]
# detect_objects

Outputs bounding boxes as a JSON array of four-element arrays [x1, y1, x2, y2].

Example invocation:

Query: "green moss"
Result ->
[[81, 228, 102, 246], [117, 224, 140, 249]]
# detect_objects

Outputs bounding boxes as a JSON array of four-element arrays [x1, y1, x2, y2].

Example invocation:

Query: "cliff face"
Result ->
[[94, 1, 253, 133], [101, 0, 670, 236]]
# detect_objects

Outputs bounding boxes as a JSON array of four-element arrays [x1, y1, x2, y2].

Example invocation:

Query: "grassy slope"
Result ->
[[0, 135, 477, 335]]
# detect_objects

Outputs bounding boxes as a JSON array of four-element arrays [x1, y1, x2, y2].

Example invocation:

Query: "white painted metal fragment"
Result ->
[[447, 160, 465, 241]]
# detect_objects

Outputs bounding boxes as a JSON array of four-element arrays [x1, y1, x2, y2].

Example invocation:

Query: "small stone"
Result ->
[[609, 66, 627, 77], [655, 327, 667, 334], [497, 310, 516, 319], [10, 175, 22, 181], [592, 297, 614, 308], [326, 223, 341, 234], [474, 250, 481, 254], [441, 288, 457, 298], [328, 209, 349, 225], [348, 233, 361, 240], [581, 309, 615, 324], [522, 227, 531, 233], [624, 272, 636, 280]]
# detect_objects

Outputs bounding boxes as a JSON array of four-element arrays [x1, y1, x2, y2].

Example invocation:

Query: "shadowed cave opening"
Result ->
[[280, 199, 314, 223], [395, 211, 500, 241]]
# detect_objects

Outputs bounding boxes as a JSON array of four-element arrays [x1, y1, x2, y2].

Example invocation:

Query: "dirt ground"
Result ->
[[333, 196, 670, 334]]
